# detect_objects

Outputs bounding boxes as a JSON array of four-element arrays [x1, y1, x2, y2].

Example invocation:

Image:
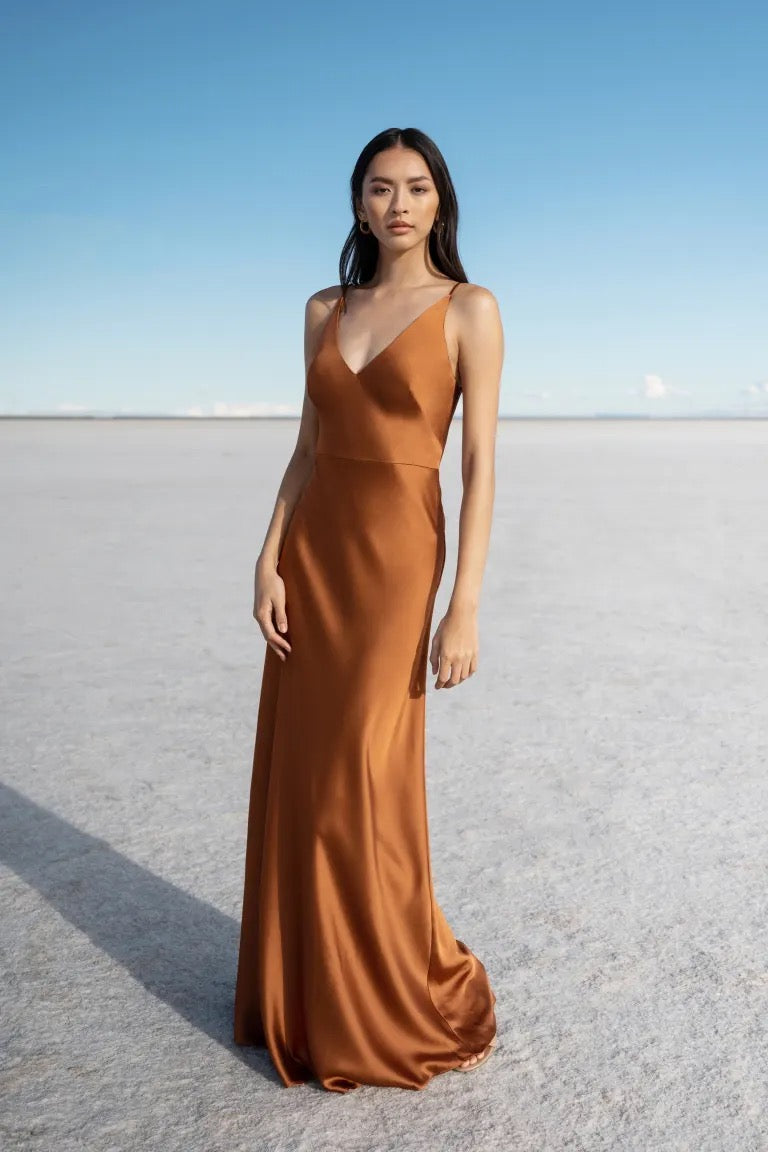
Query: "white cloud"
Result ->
[[643, 373, 666, 398], [175, 402, 302, 417], [212, 401, 300, 417], [741, 380, 768, 397], [638, 374, 691, 399]]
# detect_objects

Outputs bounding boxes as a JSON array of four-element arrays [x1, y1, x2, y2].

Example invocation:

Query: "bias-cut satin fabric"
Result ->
[[233, 280, 497, 1092]]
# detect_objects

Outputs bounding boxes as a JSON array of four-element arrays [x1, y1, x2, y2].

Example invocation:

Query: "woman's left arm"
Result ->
[[430, 285, 504, 689]]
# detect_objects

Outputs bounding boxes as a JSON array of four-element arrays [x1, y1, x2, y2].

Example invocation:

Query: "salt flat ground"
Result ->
[[1, 418, 766, 1152]]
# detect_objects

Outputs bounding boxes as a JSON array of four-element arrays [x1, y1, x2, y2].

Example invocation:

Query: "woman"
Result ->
[[233, 127, 504, 1092]]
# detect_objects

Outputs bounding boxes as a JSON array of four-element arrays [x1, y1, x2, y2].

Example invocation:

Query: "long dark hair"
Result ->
[[338, 128, 468, 297]]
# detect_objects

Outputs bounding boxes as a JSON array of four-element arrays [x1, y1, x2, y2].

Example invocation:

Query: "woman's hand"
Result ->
[[429, 605, 478, 689], [253, 560, 292, 661]]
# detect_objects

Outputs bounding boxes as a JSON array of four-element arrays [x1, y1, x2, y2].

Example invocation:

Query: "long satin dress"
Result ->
[[233, 279, 497, 1092]]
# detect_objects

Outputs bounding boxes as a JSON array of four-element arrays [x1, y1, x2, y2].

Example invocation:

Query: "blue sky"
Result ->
[[1, 0, 766, 417]]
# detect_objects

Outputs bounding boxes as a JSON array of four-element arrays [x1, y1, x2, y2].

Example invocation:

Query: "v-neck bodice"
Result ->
[[307, 281, 463, 470], [335, 281, 461, 377]]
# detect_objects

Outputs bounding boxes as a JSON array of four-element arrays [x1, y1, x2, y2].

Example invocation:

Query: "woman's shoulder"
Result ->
[[450, 283, 502, 346], [305, 284, 344, 313], [452, 281, 500, 311], [304, 280, 499, 318]]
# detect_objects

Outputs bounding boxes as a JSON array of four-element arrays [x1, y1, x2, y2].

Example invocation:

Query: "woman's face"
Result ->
[[357, 146, 440, 248]]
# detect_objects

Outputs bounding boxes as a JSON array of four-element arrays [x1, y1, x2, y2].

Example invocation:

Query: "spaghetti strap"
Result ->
[[340, 281, 459, 311]]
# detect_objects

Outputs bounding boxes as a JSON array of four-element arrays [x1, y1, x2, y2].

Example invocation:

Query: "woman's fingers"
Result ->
[[255, 599, 292, 659], [253, 564, 292, 660], [435, 650, 477, 688], [430, 617, 478, 687]]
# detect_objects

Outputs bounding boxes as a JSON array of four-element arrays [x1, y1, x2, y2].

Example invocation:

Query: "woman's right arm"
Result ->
[[253, 290, 336, 659]]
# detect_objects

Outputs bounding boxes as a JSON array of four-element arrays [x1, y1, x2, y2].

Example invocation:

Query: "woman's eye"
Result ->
[[370, 186, 427, 194]]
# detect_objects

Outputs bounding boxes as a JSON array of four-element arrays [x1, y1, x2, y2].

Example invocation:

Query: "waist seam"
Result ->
[[315, 450, 438, 471]]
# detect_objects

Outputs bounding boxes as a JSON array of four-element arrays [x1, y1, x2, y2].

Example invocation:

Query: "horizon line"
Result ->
[[2, 413, 768, 422]]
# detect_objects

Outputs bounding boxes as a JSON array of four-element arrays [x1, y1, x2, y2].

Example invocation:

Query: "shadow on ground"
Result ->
[[0, 781, 284, 1087]]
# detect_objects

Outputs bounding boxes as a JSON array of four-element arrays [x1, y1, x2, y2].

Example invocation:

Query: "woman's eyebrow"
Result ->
[[367, 175, 433, 184]]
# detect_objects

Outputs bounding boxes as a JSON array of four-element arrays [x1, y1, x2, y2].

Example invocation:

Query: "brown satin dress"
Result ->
[[233, 279, 497, 1092]]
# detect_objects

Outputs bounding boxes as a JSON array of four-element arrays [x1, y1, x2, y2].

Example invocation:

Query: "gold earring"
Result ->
[[359, 218, 371, 234]]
